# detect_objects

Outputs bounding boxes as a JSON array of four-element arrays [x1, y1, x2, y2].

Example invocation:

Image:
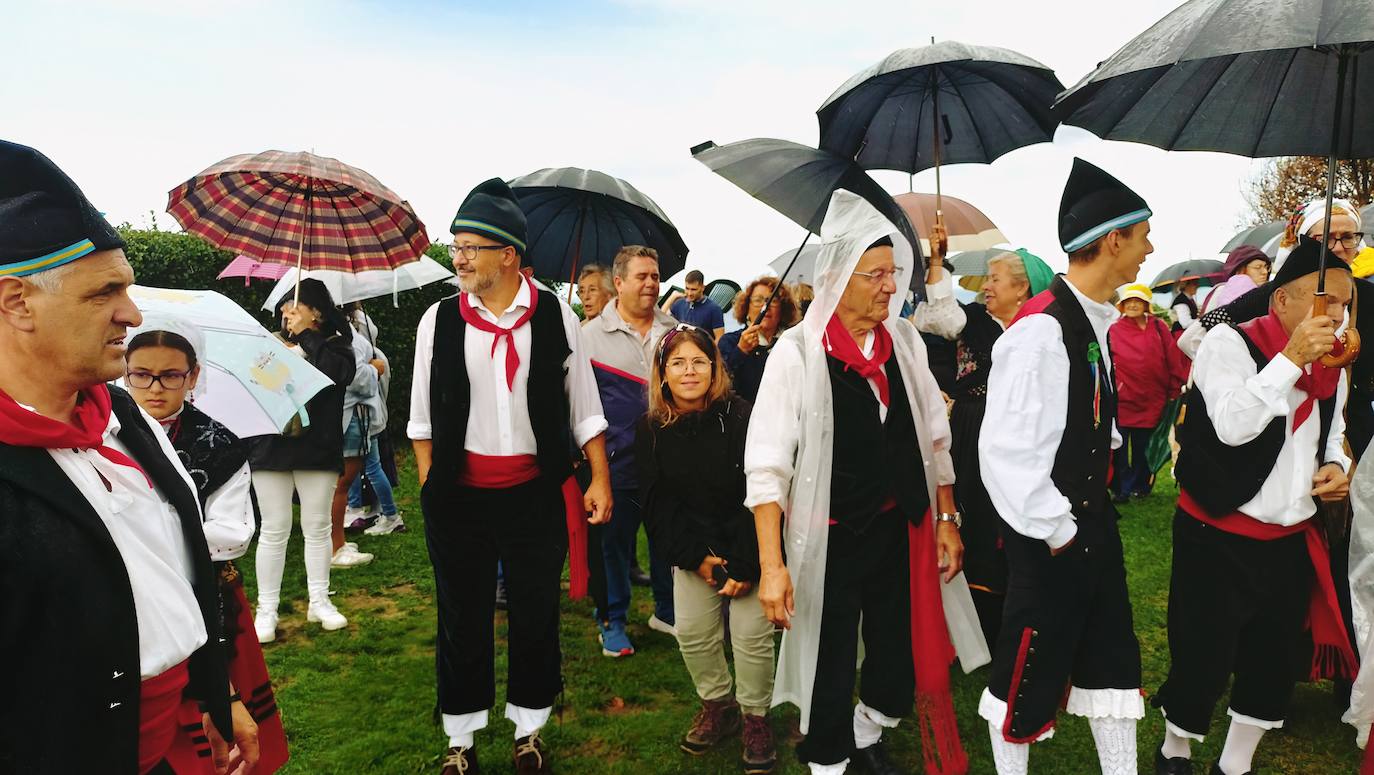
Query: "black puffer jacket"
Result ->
[[248, 327, 354, 472]]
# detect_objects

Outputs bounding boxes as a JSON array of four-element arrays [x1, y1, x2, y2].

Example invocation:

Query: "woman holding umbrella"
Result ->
[[718, 276, 801, 402], [913, 245, 1054, 648], [250, 278, 358, 642]]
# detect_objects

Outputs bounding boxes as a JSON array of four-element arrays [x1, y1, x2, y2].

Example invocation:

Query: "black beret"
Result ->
[[0, 140, 124, 277]]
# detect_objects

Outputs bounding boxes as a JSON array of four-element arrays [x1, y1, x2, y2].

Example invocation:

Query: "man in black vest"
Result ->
[[977, 158, 1153, 775], [409, 178, 612, 775], [0, 141, 245, 772], [1157, 237, 1354, 775]]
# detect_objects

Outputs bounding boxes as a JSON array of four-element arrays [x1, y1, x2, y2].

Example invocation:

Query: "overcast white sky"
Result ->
[[1, 0, 1271, 289]]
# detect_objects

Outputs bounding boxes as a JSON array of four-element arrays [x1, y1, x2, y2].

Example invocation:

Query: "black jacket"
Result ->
[[0, 386, 229, 774], [248, 328, 354, 472], [635, 396, 759, 582]]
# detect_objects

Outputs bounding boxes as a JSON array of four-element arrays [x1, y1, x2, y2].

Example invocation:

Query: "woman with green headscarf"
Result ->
[[913, 248, 1054, 648]]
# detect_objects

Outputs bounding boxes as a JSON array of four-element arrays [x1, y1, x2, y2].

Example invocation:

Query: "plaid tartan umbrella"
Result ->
[[166, 150, 430, 275]]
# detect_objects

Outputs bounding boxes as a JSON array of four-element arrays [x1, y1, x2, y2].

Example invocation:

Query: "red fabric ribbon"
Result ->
[[458, 452, 590, 600], [1239, 310, 1342, 431], [458, 276, 540, 392], [1179, 490, 1357, 681], [823, 314, 894, 406], [0, 383, 150, 487], [908, 510, 968, 775]]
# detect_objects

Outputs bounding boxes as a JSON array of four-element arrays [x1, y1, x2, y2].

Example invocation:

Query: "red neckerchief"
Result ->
[[823, 314, 894, 405], [458, 276, 540, 391], [1240, 310, 1342, 430], [0, 383, 150, 487]]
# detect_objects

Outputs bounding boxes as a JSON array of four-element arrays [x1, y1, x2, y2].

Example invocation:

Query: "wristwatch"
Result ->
[[936, 511, 962, 529]]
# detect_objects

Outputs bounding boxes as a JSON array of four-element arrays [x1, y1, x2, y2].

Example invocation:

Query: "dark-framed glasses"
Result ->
[[1324, 232, 1366, 250], [127, 370, 190, 390], [448, 244, 507, 262]]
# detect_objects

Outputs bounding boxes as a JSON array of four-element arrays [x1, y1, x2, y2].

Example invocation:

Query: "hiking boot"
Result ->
[[741, 713, 776, 774], [513, 732, 551, 774], [440, 745, 479, 774], [853, 740, 903, 774], [1155, 747, 1193, 774], [680, 697, 742, 755]]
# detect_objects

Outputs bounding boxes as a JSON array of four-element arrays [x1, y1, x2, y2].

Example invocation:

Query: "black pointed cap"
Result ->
[[0, 140, 124, 277], [450, 177, 527, 254], [1058, 158, 1151, 254], [1272, 235, 1351, 287]]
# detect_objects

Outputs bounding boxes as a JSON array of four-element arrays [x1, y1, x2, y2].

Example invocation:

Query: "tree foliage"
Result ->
[[1242, 156, 1374, 225]]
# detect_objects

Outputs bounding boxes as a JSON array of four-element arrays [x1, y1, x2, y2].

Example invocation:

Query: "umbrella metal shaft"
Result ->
[[758, 231, 813, 326]]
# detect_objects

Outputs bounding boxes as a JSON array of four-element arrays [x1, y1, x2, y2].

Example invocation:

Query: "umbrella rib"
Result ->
[[941, 66, 993, 158], [1250, 48, 1300, 157]]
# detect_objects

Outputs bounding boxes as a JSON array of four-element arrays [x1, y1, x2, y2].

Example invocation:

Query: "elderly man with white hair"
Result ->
[[747, 189, 987, 775]]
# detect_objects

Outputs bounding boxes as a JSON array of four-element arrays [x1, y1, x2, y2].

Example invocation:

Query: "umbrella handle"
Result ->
[[1314, 292, 1360, 368]]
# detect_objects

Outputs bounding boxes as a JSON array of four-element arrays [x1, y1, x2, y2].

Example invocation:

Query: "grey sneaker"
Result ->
[[364, 513, 406, 535]]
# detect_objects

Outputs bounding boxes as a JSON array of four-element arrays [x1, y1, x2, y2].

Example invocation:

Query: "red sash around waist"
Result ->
[[457, 452, 590, 600], [1178, 489, 1357, 681], [138, 660, 213, 775]]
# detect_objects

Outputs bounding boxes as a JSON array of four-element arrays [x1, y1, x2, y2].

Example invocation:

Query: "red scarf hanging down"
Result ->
[[459, 452, 590, 600], [823, 314, 894, 405], [908, 511, 968, 775], [0, 383, 150, 487], [458, 276, 540, 391], [1239, 310, 1342, 430], [1178, 490, 1357, 681]]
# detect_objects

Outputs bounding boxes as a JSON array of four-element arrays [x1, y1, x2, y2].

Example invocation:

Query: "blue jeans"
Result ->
[[347, 434, 397, 517], [1112, 426, 1154, 498], [602, 488, 674, 625]]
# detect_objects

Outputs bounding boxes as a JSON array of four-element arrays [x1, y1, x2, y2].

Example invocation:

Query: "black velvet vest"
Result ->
[[1175, 324, 1337, 516], [827, 349, 930, 533], [427, 289, 574, 489], [1042, 278, 1116, 521]]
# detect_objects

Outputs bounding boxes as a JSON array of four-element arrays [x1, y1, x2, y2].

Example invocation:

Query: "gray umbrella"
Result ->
[[1151, 259, 1225, 291], [1221, 219, 1285, 255], [947, 247, 1017, 277], [1054, 0, 1374, 295]]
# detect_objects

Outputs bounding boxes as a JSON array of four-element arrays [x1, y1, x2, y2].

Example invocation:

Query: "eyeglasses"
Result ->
[[448, 244, 507, 262], [1321, 232, 1366, 249], [127, 370, 189, 390], [666, 357, 712, 374], [852, 265, 906, 285]]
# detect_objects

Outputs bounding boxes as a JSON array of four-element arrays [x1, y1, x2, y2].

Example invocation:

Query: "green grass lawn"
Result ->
[[243, 460, 1364, 774]]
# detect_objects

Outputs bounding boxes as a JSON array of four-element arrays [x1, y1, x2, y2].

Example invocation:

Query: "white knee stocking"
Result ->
[[1088, 716, 1138, 775], [1218, 718, 1265, 775], [987, 721, 1029, 775]]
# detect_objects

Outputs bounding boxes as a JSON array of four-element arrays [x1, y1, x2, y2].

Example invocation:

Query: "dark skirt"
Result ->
[[950, 396, 1007, 595]]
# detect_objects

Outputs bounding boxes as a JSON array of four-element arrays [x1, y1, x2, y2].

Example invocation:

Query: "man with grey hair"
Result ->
[[0, 140, 253, 772]]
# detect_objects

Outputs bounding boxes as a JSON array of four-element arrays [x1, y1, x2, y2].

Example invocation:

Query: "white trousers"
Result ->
[[252, 469, 337, 607]]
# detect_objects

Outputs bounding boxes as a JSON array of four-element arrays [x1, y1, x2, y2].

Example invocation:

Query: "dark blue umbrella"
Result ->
[[508, 167, 688, 287]]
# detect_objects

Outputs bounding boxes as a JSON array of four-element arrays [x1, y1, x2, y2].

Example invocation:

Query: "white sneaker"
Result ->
[[307, 599, 348, 631], [364, 513, 407, 535], [254, 609, 278, 644], [331, 543, 374, 568], [648, 614, 677, 637], [344, 504, 377, 521]]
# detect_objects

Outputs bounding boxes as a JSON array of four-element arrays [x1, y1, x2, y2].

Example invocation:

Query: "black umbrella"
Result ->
[[818, 40, 1063, 216], [1221, 219, 1284, 256], [690, 138, 926, 315], [508, 167, 689, 291], [1054, 0, 1373, 337]]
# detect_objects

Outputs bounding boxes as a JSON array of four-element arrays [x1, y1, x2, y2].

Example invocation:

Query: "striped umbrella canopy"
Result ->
[[167, 150, 430, 274]]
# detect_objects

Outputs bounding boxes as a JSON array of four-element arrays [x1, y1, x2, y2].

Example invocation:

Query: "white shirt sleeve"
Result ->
[[202, 463, 255, 561], [744, 337, 804, 509], [911, 270, 967, 340], [1329, 373, 1352, 472], [407, 302, 440, 441], [979, 314, 1077, 549], [1173, 302, 1195, 328], [1192, 325, 1301, 447], [1177, 319, 1207, 360], [560, 301, 609, 448]]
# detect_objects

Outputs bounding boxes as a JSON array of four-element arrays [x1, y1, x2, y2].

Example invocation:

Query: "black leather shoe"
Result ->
[[440, 745, 479, 774], [1209, 763, 1251, 775], [853, 741, 906, 775], [629, 567, 652, 587], [1155, 748, 1193, 775]]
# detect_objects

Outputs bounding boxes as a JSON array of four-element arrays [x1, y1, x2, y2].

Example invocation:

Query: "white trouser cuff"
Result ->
[[809, 761, 849, 775], [853, 701, 901, 750], [1227, 708, 1283, 730], [977, 688, 1055, 743], [1065, 687, 1145, 719], [506, 703, 553, 739], [443, 710, 489, 748]]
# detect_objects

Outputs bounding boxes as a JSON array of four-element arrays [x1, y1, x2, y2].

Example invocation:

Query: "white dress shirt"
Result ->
[[979, 278, 1122, 550], [1191, 324, 1350, 525], [408, 281, 608, 451], [911, 270, 967, 340], [1173, 301, 1196, 329], [47, 406, 208, 679]]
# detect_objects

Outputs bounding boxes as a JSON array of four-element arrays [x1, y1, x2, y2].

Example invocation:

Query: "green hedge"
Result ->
[[120, 228, 460, 441]]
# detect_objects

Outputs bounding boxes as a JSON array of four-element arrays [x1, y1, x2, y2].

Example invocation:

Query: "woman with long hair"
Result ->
[[636, 324, 775, 775], [718, 276, 801, 402], [249, 278, 357, 641], [125, 316, 289, 772]]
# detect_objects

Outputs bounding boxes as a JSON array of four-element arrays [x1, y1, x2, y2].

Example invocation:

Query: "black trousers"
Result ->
[[798, 511, 915, 766], [1154, 510, 1312, 735], [423, 478, 568, 714], [987, 507, 1141, 742]]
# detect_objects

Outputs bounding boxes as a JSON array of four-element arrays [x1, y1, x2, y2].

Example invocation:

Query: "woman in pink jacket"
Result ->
[[1109, 284, 1185, 501]]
